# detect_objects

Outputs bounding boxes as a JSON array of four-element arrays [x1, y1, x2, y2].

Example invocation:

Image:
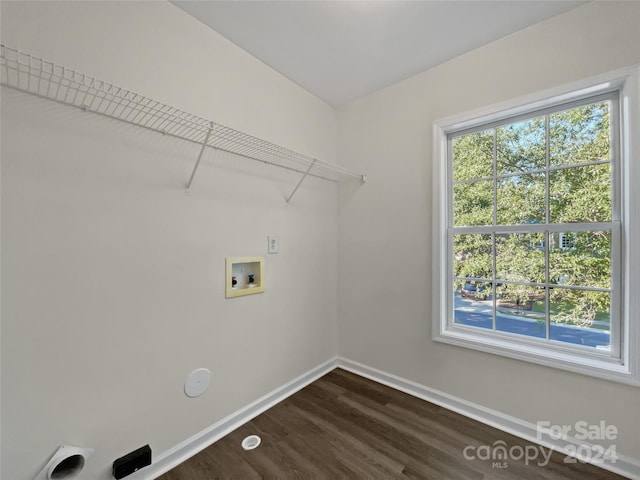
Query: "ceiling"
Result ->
[[173, 1, 587, 108]]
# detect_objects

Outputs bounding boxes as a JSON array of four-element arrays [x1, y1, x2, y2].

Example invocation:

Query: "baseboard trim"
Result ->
[[132, 356, 639, 480], [336, 356, 640, 480], [131, 357, 338, 479]]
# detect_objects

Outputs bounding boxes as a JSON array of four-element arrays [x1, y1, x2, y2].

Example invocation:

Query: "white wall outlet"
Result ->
[[268, 235, 279, 254]]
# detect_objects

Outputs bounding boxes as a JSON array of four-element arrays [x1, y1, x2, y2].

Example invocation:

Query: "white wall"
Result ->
[[1, 2, 339, 479], [338, 0, 640, 461], [4, 1, 640, 479]]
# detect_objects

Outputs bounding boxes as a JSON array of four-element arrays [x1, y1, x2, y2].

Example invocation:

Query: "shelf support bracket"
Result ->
[[186, 122, 214, 194], [286, 159, 317, 203]]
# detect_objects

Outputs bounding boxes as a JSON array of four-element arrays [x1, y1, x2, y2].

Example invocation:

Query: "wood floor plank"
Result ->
[[285, 401, 406, 476], [158, 369, 626, 480]]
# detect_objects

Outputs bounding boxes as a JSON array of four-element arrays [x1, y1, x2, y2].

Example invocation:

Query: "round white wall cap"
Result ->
[[184, 368, 211, 398]]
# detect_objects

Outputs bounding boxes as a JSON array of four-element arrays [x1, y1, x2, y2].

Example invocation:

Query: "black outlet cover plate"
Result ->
[[112, 444, 151, 479]]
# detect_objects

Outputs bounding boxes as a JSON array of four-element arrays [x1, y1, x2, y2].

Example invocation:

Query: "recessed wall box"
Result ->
[[226, 257, 265, 298]]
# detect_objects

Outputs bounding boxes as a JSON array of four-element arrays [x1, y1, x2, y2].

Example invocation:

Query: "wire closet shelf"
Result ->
[[0, 45, 366, 201]]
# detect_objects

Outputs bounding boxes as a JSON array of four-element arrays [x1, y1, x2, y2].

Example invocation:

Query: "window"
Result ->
[[432, 68, 640, 385], [558, 232, 574, 251]]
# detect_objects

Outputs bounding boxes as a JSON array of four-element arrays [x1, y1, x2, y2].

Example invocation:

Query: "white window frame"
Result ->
[[432, 66, 640, 386]]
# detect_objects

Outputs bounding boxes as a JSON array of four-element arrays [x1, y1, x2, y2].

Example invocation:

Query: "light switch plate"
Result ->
[[268, 235, 279, 254]]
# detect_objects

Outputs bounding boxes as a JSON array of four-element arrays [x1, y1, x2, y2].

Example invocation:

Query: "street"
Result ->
[[454, 294, 611, 349]]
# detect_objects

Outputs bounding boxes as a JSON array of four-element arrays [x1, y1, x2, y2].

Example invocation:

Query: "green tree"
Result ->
[[452, 101, 612, 327]]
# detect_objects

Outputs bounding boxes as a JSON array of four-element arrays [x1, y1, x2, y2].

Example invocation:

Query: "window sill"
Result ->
[[433, 325, 640, 386]]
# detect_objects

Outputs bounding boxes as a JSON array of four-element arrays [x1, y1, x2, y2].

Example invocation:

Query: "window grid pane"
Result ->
[[449, 95, 616, 352]]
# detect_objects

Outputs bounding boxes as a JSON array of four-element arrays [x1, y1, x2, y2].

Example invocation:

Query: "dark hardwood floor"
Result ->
[[159, 369, 626, 479]]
